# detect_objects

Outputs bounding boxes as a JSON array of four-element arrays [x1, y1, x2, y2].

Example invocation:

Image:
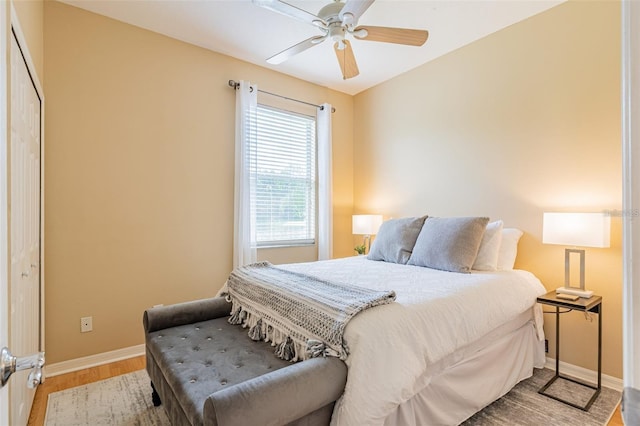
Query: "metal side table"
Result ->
[[536, 291, 602, 411]]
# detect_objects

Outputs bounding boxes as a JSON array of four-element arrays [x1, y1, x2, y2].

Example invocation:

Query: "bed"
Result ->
[[223, 217, 548, 425]]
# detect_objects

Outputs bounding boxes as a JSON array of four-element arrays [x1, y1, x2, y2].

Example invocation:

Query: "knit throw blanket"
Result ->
[[225, 261, 396, 362]]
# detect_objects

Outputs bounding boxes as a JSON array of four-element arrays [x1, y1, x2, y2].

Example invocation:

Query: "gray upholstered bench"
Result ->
[[143, 297, 348, 426]]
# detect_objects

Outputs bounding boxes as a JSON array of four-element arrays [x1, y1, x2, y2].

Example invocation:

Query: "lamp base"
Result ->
[[556, 286, 593, 299]]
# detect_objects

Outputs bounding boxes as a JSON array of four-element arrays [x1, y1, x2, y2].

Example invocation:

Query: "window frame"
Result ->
[[252, 103, 318, 249]]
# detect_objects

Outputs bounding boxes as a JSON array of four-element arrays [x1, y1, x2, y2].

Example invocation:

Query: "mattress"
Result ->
[[278, 256, 547, 426]]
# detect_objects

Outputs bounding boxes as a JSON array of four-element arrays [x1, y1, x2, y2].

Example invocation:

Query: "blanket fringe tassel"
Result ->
[[307, 340, 328, 358], [228, 307, 247, 325], [227, 300, 344, 361], [248, 319, 265, 341], [274, 337, 296, 361]]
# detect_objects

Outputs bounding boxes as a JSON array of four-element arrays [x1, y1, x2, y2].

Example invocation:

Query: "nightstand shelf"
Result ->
[[536, 291, 602, 411]]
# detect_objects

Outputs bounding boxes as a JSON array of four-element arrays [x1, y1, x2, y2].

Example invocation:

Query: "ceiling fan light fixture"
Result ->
[[329, 24, 346, 43]]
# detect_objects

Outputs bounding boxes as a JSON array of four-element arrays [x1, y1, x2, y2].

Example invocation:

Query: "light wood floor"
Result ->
[[27, 355, 146, 426], [27, 355, 624, 426]]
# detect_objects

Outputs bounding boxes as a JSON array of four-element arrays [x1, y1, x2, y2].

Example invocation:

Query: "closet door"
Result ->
[[9, 30, 42, 426]]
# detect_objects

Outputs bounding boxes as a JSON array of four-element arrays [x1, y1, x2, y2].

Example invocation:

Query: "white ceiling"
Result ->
[[58, 0, 563, 95]]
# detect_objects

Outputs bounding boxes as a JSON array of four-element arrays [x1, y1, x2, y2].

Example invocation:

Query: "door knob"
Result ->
[[0, 347, 45, 388]]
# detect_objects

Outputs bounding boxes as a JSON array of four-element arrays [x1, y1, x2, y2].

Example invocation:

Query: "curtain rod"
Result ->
[[228, 80, 335, 113]]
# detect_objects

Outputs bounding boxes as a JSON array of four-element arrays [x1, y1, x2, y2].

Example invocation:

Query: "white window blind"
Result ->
[[253, 104, 316, 246]]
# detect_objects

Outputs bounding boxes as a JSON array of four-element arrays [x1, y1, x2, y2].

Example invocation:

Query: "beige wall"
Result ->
[[354, 1, 622, 378], [44, 0, 624, 379], [43, 1, 353, 364], [12, 0, 43, 84]]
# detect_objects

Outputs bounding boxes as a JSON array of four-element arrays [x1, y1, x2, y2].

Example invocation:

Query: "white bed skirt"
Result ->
[[382, 318, 545, 426]]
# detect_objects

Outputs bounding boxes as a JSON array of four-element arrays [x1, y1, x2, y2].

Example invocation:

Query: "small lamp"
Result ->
[[542, 212, 611, 298], [352, 214, 383, 255]]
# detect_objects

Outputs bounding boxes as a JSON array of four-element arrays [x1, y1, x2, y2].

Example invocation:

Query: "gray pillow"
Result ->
[[367, 216, 427, 264], [407, 216, 489, 273]]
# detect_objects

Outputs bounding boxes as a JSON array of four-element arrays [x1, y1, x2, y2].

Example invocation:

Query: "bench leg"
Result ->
[[151, 381, 162, 407]]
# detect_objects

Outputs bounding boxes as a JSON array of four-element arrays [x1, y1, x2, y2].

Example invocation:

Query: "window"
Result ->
[[253, 104, 316, 247]]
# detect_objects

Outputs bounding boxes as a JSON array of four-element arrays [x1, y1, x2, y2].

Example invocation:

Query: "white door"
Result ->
[[8, 29, 43, 425], [0, 6, 44, 425], [0, 2, 10, 424]]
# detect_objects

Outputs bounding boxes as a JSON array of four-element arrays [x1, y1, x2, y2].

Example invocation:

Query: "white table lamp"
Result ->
[[352, 214, 383, 255], [543, 212, 611, 298]]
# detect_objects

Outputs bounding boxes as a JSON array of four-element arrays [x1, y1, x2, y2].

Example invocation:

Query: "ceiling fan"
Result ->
[[253, 0, 429, 80]]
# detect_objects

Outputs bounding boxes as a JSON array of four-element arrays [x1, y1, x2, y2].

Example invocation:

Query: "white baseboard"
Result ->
[[44, 344, 145, 378], [545, 357, 623, 392]]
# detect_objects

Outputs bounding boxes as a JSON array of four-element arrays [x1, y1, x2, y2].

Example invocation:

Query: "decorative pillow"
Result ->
[[472, 220, 504, 271], [368, 216, 427, 264], [496, 228, 524, 270], [407, 216, 490, 273]]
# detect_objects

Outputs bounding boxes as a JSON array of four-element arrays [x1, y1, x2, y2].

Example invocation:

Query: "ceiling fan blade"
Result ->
[[339, 0, 375, 26], [353, 26, 429, 46], [253, 0, 325, 28], [267, 35, 327, 64], [334, 40, 359, 80]]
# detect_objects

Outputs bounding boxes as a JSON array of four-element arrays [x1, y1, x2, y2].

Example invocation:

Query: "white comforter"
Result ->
[[279, 257, 546, 426]]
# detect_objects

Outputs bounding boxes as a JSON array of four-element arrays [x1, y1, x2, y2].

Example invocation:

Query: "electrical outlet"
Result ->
[[81, 316, 93, 333], [545, 339, 549, 353]]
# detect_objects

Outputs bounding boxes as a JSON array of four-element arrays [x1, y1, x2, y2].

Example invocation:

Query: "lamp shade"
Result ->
[[352, 214, 383, 235], [542, 212, 611, 248]]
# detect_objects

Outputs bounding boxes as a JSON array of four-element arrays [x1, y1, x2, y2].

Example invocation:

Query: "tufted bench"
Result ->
[[143, 297, 348, 426]]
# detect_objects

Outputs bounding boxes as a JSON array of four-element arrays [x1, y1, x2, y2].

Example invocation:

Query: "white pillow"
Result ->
[[472, 220, 503, 271], [497, 228, 524, 270]]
